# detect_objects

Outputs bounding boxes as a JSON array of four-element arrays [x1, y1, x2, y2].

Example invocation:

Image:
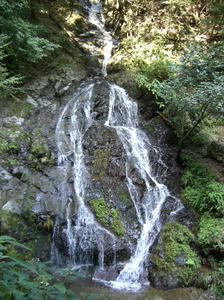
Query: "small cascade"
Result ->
[[88, 0, 113, 76], [53, 82, 115, 268], [51, 0, 183, 291], [105, 84, 180, 290]]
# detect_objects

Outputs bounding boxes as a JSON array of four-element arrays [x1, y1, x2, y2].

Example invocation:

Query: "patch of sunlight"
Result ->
[[66, 12, 82, 24]]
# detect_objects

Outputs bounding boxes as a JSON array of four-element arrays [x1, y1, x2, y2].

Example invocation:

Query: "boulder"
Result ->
[[149, 222, 200, 289], [207, 140, 224, 164]]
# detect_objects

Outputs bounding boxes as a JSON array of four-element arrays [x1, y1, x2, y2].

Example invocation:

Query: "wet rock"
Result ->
[[142, 117, 181, 195], [160, 196, 179, 224], [0, 167, 12, 181], [83, 121, 139, 245], [94, 263, 124, 281], [26, 95, 38, 108], [3, 116, 25, 126], [2, 200, 21, 215], [149, 222, 200, 289]]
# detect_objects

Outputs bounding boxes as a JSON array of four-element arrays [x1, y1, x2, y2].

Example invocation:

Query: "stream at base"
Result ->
[[68, 278, 213, 300]]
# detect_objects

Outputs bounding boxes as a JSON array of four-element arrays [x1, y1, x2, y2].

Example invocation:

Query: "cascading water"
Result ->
[[88, 0, 113, 77], [105, 84, 181, 290], [53, 82, 116, 269], [52, 0, 183, 290]]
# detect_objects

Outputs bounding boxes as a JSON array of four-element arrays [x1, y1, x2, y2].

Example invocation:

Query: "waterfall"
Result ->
[[52, 0, 183, 290], [105, 84, 175, 290], [53, 82, 115, 268], [88, 0, 113, 76]]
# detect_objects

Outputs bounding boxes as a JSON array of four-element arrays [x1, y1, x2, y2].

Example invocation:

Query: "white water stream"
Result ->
[[52, 0, 183, 291], [88, 1, 113, 77], [54, 82, 115, 269], [106, 84, 177, 290]]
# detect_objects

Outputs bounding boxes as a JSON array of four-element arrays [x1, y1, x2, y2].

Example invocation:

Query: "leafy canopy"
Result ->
[[138, 42, 224, 150], [0, 0, 60, 68], [0, 35, 23, 96]]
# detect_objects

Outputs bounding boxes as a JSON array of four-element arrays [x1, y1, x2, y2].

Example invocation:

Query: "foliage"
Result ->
[[205, 0, 224, 39], [181, 154, 224, 216], [0, 35, 23, 97], [136, 59, 171, 93], [209, 260, 224, 297], [107, 0, 199, 71], [0, 0, 60, 70], [0, 235, 79, 300], [144, 42, 224, 152], [198, 215, 224, 251]]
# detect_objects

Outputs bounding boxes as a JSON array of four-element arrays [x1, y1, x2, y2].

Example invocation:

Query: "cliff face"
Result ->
[[0, 1, 222, 294], [0, 0, 181, 261]]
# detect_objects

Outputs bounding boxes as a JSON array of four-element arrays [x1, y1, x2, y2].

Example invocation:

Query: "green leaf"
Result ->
[[53, 283, 66, 294], [186, 258, 195, 266]]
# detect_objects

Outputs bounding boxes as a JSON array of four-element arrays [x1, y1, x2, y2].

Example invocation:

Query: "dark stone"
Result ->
[[207, 140, 224, 163]]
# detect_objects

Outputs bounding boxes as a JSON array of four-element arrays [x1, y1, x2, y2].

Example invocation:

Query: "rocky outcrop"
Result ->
[[149, 222, 200, 289], [207, 140, 224, 164]]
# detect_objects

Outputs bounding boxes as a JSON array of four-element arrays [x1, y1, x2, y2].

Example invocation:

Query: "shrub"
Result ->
[[198, 215, 224, 252], [0, 236, 77, 299], [181, 154, 224, 216], [0, 34, 23, 97]]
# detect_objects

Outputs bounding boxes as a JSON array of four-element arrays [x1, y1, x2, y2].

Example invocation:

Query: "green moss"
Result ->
[[92, 148, 111, 177], [0, 127, 30, 158], [118, 190, 130, 203], [7, 100, 34, 118], [37, 216, 54, 232], [152, 222, 200, 284], [0, 138, 20, 155], [110, 209, 125, 236], [27, 132, 55, 169], [90, 198, 110, 226], [90, 198, 125, 236]]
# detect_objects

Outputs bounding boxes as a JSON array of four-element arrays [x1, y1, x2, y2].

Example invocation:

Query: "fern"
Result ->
[[0, 236, 77, 299]]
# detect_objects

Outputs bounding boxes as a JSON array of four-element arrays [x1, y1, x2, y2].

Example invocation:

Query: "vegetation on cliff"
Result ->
[[0, 0, 223, 297]]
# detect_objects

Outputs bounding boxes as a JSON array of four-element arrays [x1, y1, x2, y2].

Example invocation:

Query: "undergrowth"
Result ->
[[181, 154, 224, 217], [0, 236, 79, 300]]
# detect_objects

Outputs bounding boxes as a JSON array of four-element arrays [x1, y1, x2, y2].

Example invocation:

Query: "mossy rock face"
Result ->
[[83, 122, 139, 242], [0, 126, 30, 169], [0, 123, 55, 172], [89, 198, 125, 236], [149, 222, 201, 289], [27, 129, 55, 170]]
